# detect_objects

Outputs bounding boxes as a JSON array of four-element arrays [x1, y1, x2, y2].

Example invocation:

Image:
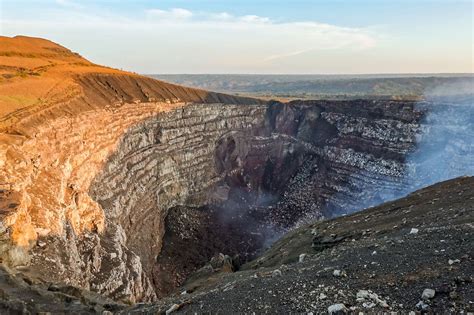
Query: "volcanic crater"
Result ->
[[0, 36, 472, 314], [21, 96, 424, 302]]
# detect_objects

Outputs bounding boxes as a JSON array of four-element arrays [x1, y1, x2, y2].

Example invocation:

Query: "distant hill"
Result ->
[[150, 74, 474, 100]]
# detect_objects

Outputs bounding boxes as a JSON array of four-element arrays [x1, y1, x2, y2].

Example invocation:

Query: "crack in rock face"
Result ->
[[22, 99, 428, 302]]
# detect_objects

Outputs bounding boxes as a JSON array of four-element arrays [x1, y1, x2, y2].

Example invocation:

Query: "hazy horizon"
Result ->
[[149, 73, 474, 76]]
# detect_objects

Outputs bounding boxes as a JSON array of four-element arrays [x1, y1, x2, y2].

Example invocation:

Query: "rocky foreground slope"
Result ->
[[0, 176, 472, 314], [129, 176, 474, 314]]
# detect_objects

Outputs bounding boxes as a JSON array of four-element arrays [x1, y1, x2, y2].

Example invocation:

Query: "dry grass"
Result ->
[[0, 35, 131, 129]]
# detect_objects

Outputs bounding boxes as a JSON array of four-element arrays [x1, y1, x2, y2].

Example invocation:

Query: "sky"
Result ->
[[0, 0, 473, 74]]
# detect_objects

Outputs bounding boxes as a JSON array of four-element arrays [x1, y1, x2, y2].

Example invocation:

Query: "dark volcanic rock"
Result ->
[[0, 265, 124, 314], [312, 234, 347, 251]]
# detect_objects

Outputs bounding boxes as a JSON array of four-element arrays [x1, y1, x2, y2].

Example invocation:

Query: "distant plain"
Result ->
[[150, 74, 474, 101]]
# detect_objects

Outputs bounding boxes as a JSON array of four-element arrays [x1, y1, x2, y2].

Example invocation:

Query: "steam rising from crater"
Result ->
[[407, 101, 473, 188], [326, 81, 474, 217]]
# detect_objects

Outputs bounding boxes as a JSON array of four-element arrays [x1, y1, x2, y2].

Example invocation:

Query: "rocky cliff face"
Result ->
[[0, 36, 261, 303]]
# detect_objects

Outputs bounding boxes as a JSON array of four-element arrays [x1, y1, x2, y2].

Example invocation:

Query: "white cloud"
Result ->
[[146, 9, 271, 24], [211, 12, 233, 21], [146, 8, 193, 20], [144, 9, 377, 57], [263, 49, 315, 62], [239, 15, 271, 24]]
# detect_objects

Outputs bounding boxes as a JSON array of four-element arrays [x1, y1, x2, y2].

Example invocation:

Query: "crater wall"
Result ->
[[26, 100, 422, 302]]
